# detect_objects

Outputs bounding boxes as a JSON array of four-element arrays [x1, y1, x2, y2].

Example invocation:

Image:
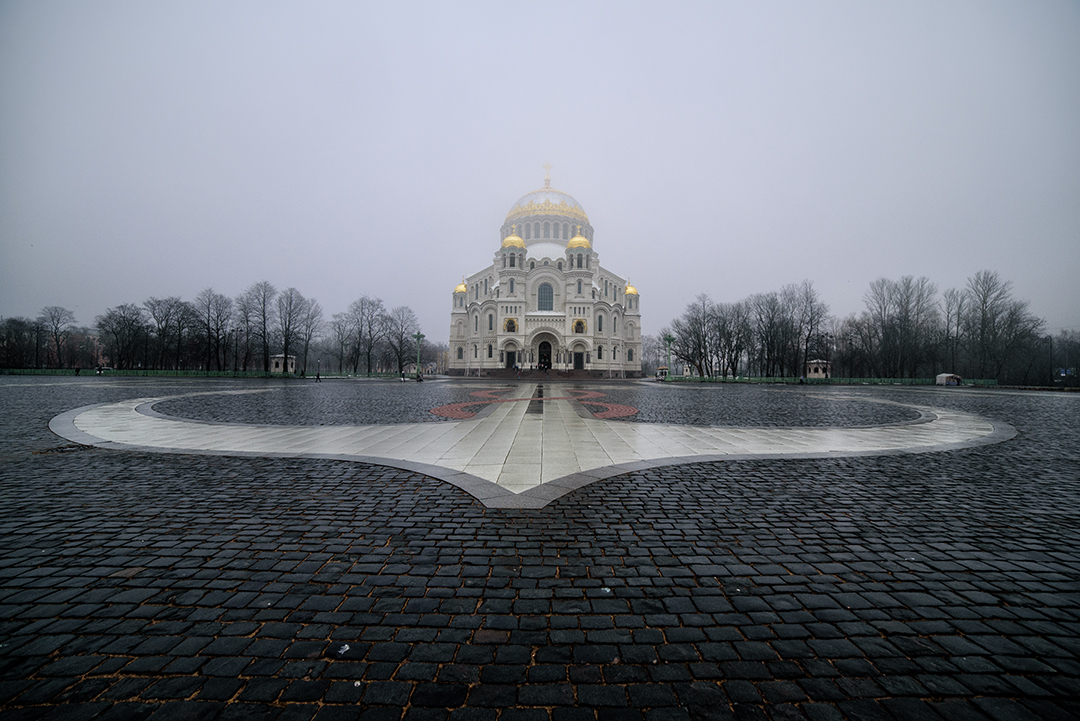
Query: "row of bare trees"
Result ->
[[88, 283, 326, 372], [0, 308, 102, 370], [659, 280, 829, 379], [658, 271, 1057, 384], [326, 297, 426, 375], [1, 283, 433, 374]]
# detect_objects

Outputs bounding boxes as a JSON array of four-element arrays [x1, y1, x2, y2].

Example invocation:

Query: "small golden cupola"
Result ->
[[566, 225, 591, 249], [625, 282, 638, 296], [501, 225, 526, 249], [454, 277, 468, 294]]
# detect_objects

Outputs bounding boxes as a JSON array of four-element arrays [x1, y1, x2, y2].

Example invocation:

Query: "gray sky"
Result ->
[[2, 1, 1078, 339]]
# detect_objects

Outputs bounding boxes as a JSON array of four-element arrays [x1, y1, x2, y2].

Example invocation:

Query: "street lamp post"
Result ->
[[413, 331, 425, 379], [663, 333, 675, 380]]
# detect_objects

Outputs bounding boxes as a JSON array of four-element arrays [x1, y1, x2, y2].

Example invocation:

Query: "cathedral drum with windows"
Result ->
[[449, 175, 642, 376]]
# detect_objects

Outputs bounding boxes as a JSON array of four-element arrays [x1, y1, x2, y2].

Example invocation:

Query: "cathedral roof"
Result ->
[[527, 242, 567, 260], [505, 187, 589, 224]]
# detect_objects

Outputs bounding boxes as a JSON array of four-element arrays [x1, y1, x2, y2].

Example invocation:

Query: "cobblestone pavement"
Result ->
[[1, 377, 1078, 720]]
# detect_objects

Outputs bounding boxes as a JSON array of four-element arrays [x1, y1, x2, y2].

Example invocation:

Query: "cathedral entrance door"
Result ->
[[505, 351, 516, 369], [573, 352, 584, 370], [539, 342, 551, 369]]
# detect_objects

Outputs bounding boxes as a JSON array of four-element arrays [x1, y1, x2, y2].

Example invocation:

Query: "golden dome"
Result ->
[[454, 278, 467, 294], [501, 226, 526, 249], [567, 226, 591, 249], [625, 284, 638, 296], [505, 188, 589, 224]]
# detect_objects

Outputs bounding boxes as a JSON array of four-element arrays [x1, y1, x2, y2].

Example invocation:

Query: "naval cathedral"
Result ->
[[449, 174, 642, 376]]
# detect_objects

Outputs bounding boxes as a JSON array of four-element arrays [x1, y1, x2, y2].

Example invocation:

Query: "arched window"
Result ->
[[510, 279, 515, 294], [577, 253, 583, 269], [597, 346, 603, 360], [488, 314, 493, 331], [474, 345, 478, 358], [557, 261, 563, 271], [544, 221, 550, 238], [563, 223, 569, 238], [614, 316, 618, 334], [457, 347, 463, 359], [577, 280, 582, 295], [474, 316, 478, 332], [627, 349, 634, 362], [525, 224, 531, 240], [509, 254, 515, 268], [586, 255, 590, 269], [534, 222, 540, 238], [598, 315, 603, 333], [488, 344, 493, 358], [538, 283, 554, 311], [530, 261, 535, 270]]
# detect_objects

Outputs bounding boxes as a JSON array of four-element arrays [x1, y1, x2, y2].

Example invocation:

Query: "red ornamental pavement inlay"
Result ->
[[430, 389, 639, 420]]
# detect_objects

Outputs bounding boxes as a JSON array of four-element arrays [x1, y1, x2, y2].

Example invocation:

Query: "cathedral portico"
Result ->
[[449, 172, 642, 376]]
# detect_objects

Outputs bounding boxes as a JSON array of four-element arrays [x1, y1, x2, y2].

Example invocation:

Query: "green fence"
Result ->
[[662, 375, 998, 386], [0, 368, 403, 379]]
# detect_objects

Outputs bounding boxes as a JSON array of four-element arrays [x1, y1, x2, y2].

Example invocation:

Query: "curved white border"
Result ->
[[50, 389, 1015, 509]]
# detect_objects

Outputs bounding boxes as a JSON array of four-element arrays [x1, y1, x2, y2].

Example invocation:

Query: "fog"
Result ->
[[2, 1, 1078, 339]]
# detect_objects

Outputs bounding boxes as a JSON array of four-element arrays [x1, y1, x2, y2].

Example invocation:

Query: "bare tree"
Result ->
[[145, 297, 187, 370], [329, 313, 352, 373], [670, 294, 711, 377], [38, 306, 76, 368], [276, 287, 306, 372], [795, 280, 830, 377], [714, 300, 753, 378], [240, 281, 277, 372], [749, 291, 786, 377], [298, 296, 324, 374], [941, 287, 966, 372], [96, 304, 147, 370], [194, 288, 233, 371], [352, 296, 386, 375], [962, 270, 1045, 380], [640, 334, 661, 376], [0, 317, 39, 369], [384, 306, 419, 373]]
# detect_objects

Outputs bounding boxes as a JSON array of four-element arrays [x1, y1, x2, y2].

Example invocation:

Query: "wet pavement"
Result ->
[[152, 382, 920, 428], [1, 376, 1078, 720]]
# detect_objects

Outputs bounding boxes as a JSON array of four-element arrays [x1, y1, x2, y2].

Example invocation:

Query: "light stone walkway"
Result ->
[[50, 386, 1015, 509]]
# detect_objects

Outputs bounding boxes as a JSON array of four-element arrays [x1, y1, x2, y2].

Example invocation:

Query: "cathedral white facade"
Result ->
[[449, 176, 642, 376]]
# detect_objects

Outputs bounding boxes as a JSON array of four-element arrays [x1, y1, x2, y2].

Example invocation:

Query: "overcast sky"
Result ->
[[2, 1, 1078, 340]]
